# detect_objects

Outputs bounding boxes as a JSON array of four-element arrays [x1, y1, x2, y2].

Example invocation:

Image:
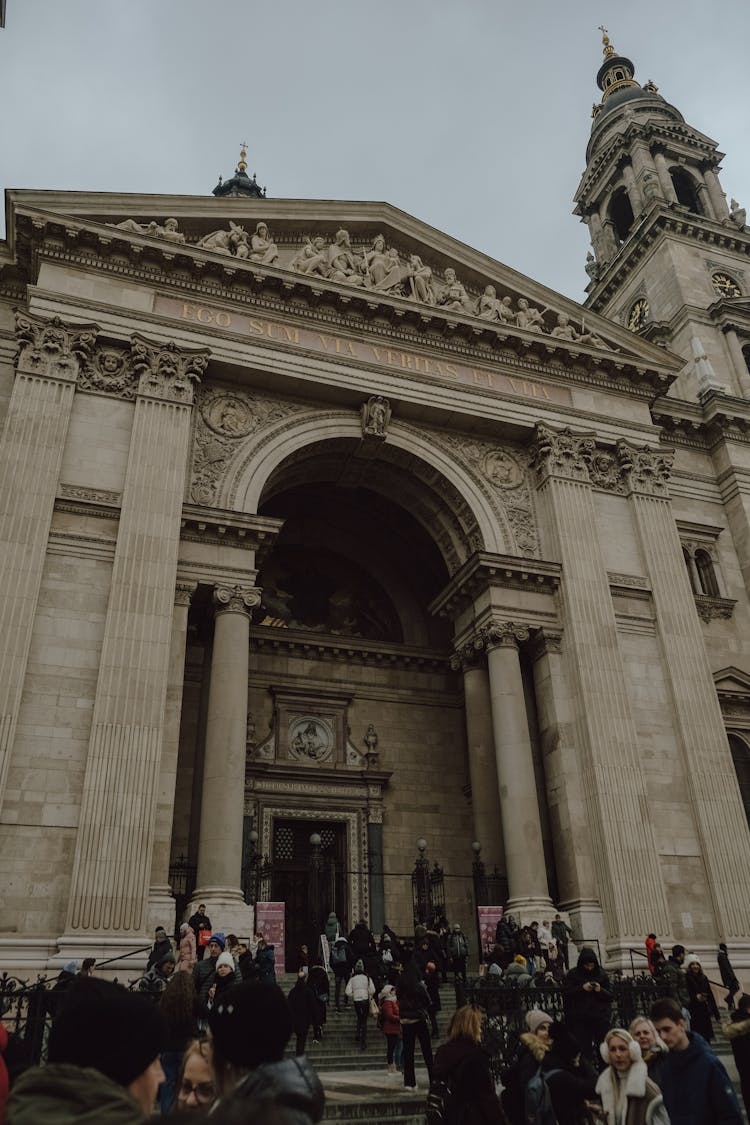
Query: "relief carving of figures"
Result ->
[[288, 717, 334, 763], [249, 222, 279, 265], [130, 335, 208, 403], [406, 256, 436, 304], [477, 285, 517, 324], [78, 346, 137, 399], [437, 268, 473, 313], [550, 312, 608, 348], [289, 237, 329, 277], [616, 440, 673, 498], [361, 394, 391, 439], [327, 228, 365, 285], [196, 221, 250, 258], [516, 298, 546, 332], [362, 235, 404, 294], [191, 386, 305, 504], [113, 217, 185, 244], [529, 424, 596, 486], [15, 310, 98, 380]]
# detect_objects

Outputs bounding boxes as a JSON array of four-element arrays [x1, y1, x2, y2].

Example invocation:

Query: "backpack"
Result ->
[[331, 943, 348, 966], [524, 1065, 560, 1125]]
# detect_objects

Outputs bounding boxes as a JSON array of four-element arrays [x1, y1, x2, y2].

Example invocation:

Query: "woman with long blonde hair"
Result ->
[[431, 1005, 504, 1122]]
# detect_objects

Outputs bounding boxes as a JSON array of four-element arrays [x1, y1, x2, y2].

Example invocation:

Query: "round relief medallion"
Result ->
[[288, 717, 334, 763], [201, 393, 255, 437], [483, 449, 524, 490]]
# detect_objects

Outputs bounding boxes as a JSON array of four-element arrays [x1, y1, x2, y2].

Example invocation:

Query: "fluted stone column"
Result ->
[[618, 441, 750, 940], [622, 162, 643, 218], [60, 336, 208, 956], [722, 327, 750, 397], [652, 150, 678, 203], [530, 425, 671, 945], [702, 167, 730, 221], [189, 584, 261, 938], [453, 644, 505, 874], [0, 312, 97, 808], [146, 581, 197, 934], [482, 621, 553, 920]]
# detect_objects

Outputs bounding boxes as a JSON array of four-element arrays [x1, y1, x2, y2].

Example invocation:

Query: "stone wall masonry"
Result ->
[[59, 393, 133, 494]]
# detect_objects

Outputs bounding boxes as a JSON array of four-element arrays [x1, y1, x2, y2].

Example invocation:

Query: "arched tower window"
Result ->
[[610, 187, 635, 243], [695, 548, 719, 597], [728, 733, 750, 831], [683, 547, 697, 593], [670, 168, 704, 214], [743, 343, 750, 376]]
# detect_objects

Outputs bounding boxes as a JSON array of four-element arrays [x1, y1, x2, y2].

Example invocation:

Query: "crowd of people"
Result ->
[[0, 913, 748, 1125]]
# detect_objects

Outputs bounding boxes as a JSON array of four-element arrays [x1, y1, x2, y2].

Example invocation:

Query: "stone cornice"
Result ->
[[428, 550, 561, 619], [249, 624, 451, 672], [653, 391, 750, 448], [180, 505, 284, 555], [8, 205, 679, 398]]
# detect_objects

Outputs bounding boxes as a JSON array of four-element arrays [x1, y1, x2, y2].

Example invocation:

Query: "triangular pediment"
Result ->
[[714, 666, 750, 698], [5, 189, 682, 380]]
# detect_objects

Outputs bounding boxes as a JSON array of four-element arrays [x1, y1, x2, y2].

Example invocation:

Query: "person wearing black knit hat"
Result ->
[[208, 981, 324, 1123], [7, 976, 166, 1123]]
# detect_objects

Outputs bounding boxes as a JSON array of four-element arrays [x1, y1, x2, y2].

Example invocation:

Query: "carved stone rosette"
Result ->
[[130, 335, 209, 403], [616, 440, 673, 498], [529, 424, 596, 486], [15, 310, 98, 381], [213, 584, 262, 616]]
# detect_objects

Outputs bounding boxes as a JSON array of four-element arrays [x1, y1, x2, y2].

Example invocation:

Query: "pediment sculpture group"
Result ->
[[112, 217, 610, 347]]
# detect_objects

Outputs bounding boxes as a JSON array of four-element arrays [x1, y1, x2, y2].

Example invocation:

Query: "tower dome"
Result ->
[[212, 143, 267, 199]]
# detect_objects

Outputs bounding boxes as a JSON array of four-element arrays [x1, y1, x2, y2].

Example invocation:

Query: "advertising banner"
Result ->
[[477, 905, 504, 957], [255, 902, 286, 976]]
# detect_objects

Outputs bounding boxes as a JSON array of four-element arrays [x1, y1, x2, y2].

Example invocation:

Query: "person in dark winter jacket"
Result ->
[[723, 992, 750, 1119], [255, 937, 277, 983], [306, 962, 329, 1039], [146, 926, 173, 971], [718, 943, 741, 1011], [330, 936, 352, 1010], [139, 950, 176, 999], [563, 947, 612, 1067], [208, 981, 325, 1124], [629, 1015, 668, 1085], [500, 1008, 554, 1125], [424, 961, 441, 1037], [661, 944, 690, 1015], [287, 971, 320, 1057], [685, 954, 719, 1042], [432, 1005, 504, 1124], [543, 1020, 598, 1125], [396, 960, 433, 1091], [651, 996, 742, 1125]]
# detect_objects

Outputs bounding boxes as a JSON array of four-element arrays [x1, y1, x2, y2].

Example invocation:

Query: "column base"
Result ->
[[559, 897, 606, 964], [51, 934, 152, 978], [146, 884, 177, 939], [188, 887, 254, 942], [505, 895, 557, 927]]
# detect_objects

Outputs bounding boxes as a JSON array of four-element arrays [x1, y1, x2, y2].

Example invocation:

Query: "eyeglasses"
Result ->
[[178, 1081, 215, 1103]]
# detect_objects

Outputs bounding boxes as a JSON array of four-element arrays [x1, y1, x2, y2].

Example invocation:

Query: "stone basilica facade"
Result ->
[[2, 35, 750, 972]]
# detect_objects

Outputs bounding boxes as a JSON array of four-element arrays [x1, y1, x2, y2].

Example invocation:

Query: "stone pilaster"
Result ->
[[701, 167, 730, 221], [189, 584, 261, 939], [652, 149, 679, 204], [146, 581, 197, 935], [451, 643, 505, 874], [479, 621, 553, 920], [0, 312, 97, 808], [530, 425, 671, 944], [618, 440, 750, 940], [61, 336, 208, 954]]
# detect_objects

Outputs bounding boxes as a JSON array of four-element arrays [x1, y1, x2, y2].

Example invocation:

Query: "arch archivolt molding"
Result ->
[[190, 384, 540, 568]]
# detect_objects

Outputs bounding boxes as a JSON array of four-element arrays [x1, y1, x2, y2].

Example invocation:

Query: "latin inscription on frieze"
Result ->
[[153, 295, 572, 406]]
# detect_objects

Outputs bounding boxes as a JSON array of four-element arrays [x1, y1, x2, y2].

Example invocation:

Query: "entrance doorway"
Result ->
[[272, 818, 348, 966]]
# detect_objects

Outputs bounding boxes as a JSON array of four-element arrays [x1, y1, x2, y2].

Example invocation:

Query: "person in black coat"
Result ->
[[562, 947, 612, 1069], [432, 1005, 504, 1124], [723, 992, 750, 1119], [307, 962, 329, 1040], [396, 959, 434, 1091], [287, 971, 320, 1057], [718, 942, 741, 1011], [147, 926, 173, 970], [685, 954, 719, 1041], [542, 1021, 597, 1125]]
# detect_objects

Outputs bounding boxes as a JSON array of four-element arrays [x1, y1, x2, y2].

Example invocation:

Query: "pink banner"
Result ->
[[477, 905, 504, 956], [255, 902, 286, 976]]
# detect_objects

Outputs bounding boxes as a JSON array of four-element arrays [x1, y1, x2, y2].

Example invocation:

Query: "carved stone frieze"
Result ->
[[15, 310, 98, 381], [130, 335, 208, 403], [616, 440, 674, 498], [694, 594, 736, 622], [78, 346, 137, 399], [433, 433, 539, 558], [59, 483, 121, 506], [213, 584, 262, 615], [529, 424, 596, 486], [191, 387, 306, 505]]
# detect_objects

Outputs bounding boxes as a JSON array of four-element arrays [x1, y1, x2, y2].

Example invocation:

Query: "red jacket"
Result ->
[[380, 997, 400, 1036]]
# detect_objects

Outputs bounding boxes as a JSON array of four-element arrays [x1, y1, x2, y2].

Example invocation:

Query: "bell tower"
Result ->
[[574, 29, 750, 401]]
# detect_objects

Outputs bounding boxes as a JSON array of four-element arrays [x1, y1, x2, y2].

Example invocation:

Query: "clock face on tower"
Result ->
[[711, 272, 742, 298], [627, 298, 649, 332]]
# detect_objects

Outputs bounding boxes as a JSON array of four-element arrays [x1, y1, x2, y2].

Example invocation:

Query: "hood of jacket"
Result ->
[[576, 947, 601, 971], [433, 1036, 486, 1079], [520, 1031, 551, 1062], [8, 1063, 145, 1124], [724, 1015, 750, 1040], [222, 1056, 325, 1123]]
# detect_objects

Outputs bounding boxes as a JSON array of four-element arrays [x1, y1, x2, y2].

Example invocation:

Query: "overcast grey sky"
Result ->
[[2, 1, 749, 300]]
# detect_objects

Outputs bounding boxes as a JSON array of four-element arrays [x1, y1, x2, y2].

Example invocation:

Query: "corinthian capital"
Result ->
[[450, 641, 485, 672], [15, 309, 98, 381], [479, 620, 530, 651], [616, 440, 673, 498], [529, 423, 596, 486], [213, 584, 262, 616], [130, 334, 209, 403]]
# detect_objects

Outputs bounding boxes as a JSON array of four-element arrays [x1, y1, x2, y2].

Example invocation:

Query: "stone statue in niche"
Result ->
[[364, 724, 379, 767], [585, 251, 601, 282], [249, 222, 279, 264], [729, 199, 747, 231], [113, 216, 185, 244], [361, 395, 391, 439]]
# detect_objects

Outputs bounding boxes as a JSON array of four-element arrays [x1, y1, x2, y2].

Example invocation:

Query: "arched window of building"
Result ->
[[695, 548, 719, 597], [610, 187, 635, 243], [683, 546, 697, 593], [741, 342, 750, 376], [728, 733, 750, 831], [670, 168, 703, 214]]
